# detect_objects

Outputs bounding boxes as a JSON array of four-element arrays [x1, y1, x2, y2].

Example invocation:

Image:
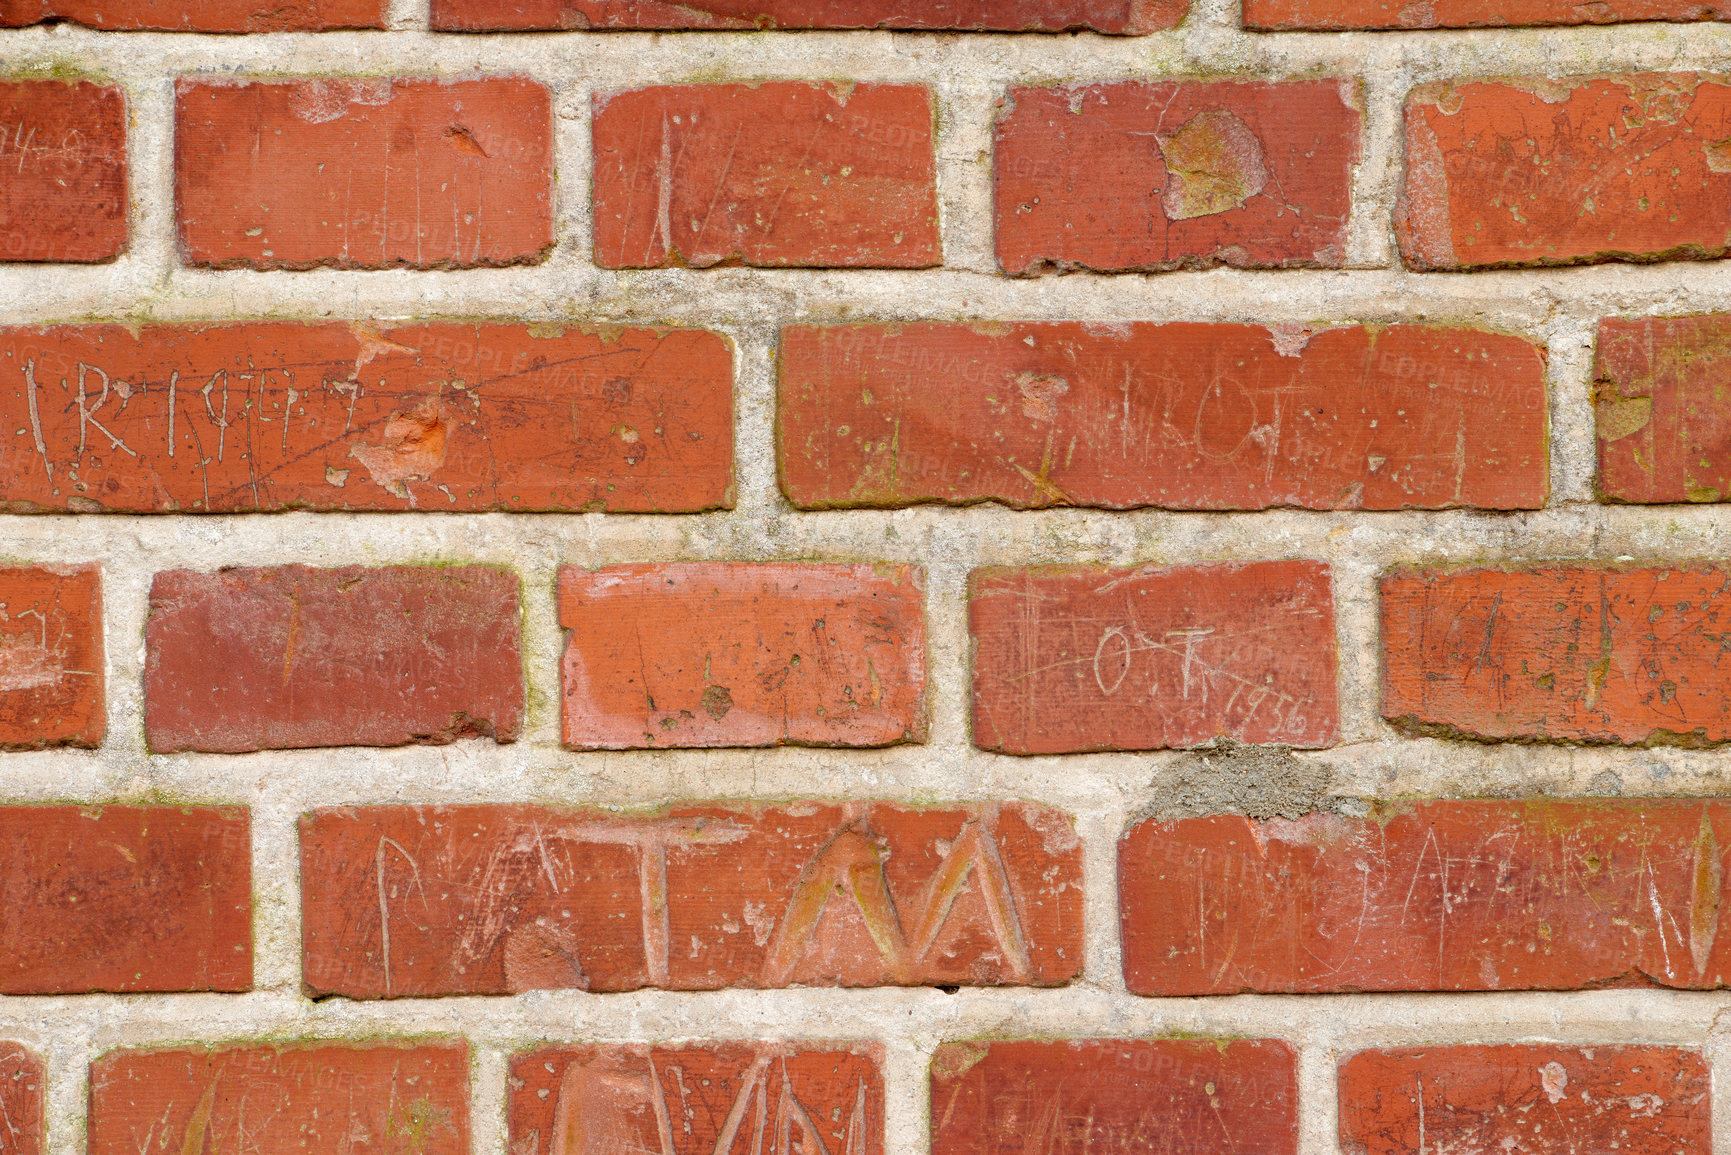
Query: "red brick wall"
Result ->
[[1, 3, 1729, 1154]]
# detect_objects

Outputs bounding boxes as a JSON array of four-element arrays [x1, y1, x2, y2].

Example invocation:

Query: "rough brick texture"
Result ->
[[0, 0, 385, 28], [0, 1045, 42, 1155], [1596, 313, 1731, 504], [511, 1043, 884, 1155], [1120, 799, 1731, 995], [1339, 1046, 1710, 1155], [558, 562, 925, 748], [780, 323, 1548, 511], [0, 806, 250, 994], [0, 565, 102, 748], [0, 81, 126, 263], [1399, 75, 1731, 270], [930, 1039, 1298, 1155], [1243, 0, 1724, 26], [88, 1043, 469, 1155], [300, 801, 1082, 996], [995, 80, 1361, 274], [175, 78, 553, 270], [0, 323, 731, 512], [1382, 564, 1731, 744], [433, 0, 1183, 29], [971, 562, 1337, 753], [144, 565, 522, 752], [592, 83, 939, 269]]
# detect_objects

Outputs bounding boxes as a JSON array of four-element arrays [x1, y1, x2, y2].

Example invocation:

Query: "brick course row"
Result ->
[[10, 559, 1731, 752], [0, 1036, 1702, 1155], [21, 74, 1731, 273], [14, 797, 1731, 996], [7, 0, 1726, 30]]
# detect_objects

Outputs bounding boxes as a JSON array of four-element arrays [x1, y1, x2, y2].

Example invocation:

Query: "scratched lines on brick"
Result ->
[[300, 802, 1082, 997]]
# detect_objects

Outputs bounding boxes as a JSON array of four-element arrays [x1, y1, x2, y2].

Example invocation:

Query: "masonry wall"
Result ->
[[3, 1, 1731, 1153]]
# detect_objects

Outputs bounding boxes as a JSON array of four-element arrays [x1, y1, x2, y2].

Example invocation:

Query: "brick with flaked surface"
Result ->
[[300, 801, 1081, 996], [0, 0, 384, 27], [0, 323, 732, 512], [0, 81, 126, 263], [1595, 314, 1731, 504], [0, 565, 103, 748], [1244, 0, 1728, 27], [1121, 799, 1731, 994], [0, 1044, 42, 1155], [144, 565, 522, 752], [558, 562, 925, 749], [511, 1043, 883, 1155], [780, 323, 1547, 511], [433, 0, 1182, 29]]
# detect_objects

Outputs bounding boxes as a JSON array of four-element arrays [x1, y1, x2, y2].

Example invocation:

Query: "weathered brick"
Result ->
[[175, 77, 553, 270], [0, 1044, 43, 1155], [0, 0, 385, 28], [1340, 1046, 1709, 1155], [971, 562, 1337, 754], [300, 801, 1082, 996], [145, 565, 522, 753], [433, 0, 1182, 30], [1382, 564, 1731, 744], [1399, 75, 1731, 270], [558, 563, 925, 749], [0, 806, 250, 994], [780, 323, 1547, 511], [89, 1042, 468, 1155], [1120, 799, 1731, 994], [0, 81, 125, 263], [0, 323, 732, 513], [511, 1043, 883, 1155], [0, 565, 103, 748], [1244, 0, 1724, 27], [592, 83, 939, 268], [930, 1040, 1297, 1155], [995, 80, 1361, 275], [1596, 314, 1731, 504]]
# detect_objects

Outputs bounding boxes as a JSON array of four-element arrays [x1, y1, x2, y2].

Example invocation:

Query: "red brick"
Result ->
[[0, 0, 384, 28], [1340, 1046, 1709, 1155], [1596, 314, 1731, 504], [89, 1042, 468, 1155], [559, 563, 925, 749], [592, 83, 939, 269], [511, 1043, 883, 1155], [300, 801, 1082, 996], [0, 323, 731, 513], [1245, 0, 1722, 26], [930, 1040, 1297, 1155], [0, 806, 250, 994], [1382, 564, 1731, 744], [0, 565, 103, 748], [1398, 75, 1731, 271], [780, 323, 1548, 511], [145, 565, 521, 753], [434, 0, 1182, 30], [971, 562, 1336, 754], [994, 80, 1361, 275], [0, 81, 125, 263], [175, 78, 552, 270], [0, 1044, 43, 1155], [1121, 799, 1731, 994]]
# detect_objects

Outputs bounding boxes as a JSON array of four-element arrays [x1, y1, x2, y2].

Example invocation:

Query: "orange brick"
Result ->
[[0, 1044, 42, 1155], [1382, 564, 1731, 744], [558, 563, 925, 749], [971, 562, 1337, 753], [1596, 314, 1731, 504], [0, 806, 250, 994], [300, 802, 1082, 996], [0, 81, 126, 263], [779, 322, 1548, 511], [0, 565, 102, 748], [434, 0, 1181, 29], [89, 1043, 468, 1155], [175, 77, 553, 270], [0, 323, 731, 513], [0, 0, 384, 27], [1245, 0, 1723, 26], [995, 80, 1361, 274], [592, 83, 939, 268]]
